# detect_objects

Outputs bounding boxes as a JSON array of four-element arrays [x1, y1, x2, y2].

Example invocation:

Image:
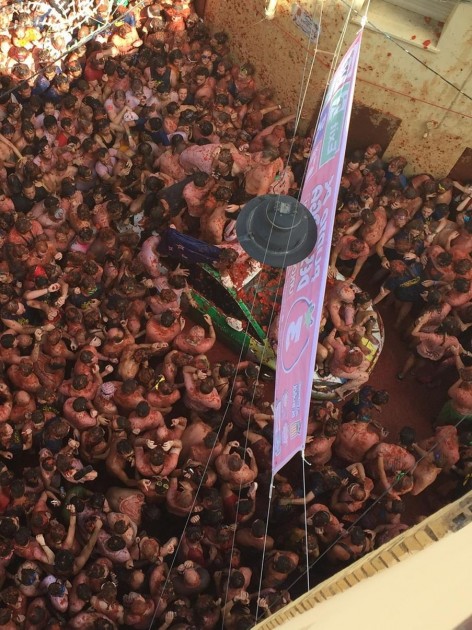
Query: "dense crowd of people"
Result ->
[[0, 0, 470, 628]]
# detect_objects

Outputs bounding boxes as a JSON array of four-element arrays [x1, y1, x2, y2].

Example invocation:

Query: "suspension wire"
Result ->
[[253, 413, 469, 623], [301, 449, 310, 591], [147, 294, 257, 629]]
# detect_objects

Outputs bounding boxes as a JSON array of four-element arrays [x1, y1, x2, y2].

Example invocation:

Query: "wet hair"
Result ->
[[203, 431, 218, 449], [0, 334, 14, 349], [229, 570, 245, 588], [219, 361, 235, 378], [72, 397, 88, 412], [350, 526, 366, 546], [251, 519, 266, 537], [200, 378, 215, 394], [273, 555, 294, 574], [324, 419, 339, 437], [14, 526, 31, 546], [107, 535, 126, 551], [149, 449, 165, 466], [215, 186, 233, 202], [390, 499, 405, 514], [135, 401, 150, 417], [453, 278, 472, 294], [399, 426, 416, 447], [55, 549, 74, 572], [324, 474, 342, 491], [117, 440, 133, 456], [121, 379, 138, 394], [76, 582, 92, 601], [312, 510, 330, 527], [0, 517, 17, 538], [195, 66, 210, 79], [160, 310, 176, 328], [192, 171, 209, 187], [228, 453, 244, 472], [424, 288, 443, 307], [199, 120, 214, 137], [89, 492, 105, 509], [436, 252, 452, 268], [10, 478, 25, 498], [372, 390, 389, 406], [453, 258, 472, 275], [168, 275, 186, 289], [48, 581, 66, 596], [79, 350, 94, 364], [438, 317, 460, 337], [113, 519, 128, 535], [86, 562, 106, 579]]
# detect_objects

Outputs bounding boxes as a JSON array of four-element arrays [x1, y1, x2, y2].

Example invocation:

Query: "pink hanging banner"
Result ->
[[272, 31, 363, 474]]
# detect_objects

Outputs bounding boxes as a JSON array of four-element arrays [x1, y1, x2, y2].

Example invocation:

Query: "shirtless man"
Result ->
[[324, 330, 370, 398], [329, 235, 370, 282], [118, 342, 168, 380], [173, 314, 216, 355], [106, 435, 139, 488], [182, 366, 221, 413], [262, 550, 299, 588], [182, 171, 216, 228], [243, 148, 284, 198], [326, 526, 374, 564], [334, 419, 382, 463], [304, 418, 339, 467], [325, 281, 360, 334], [146, 311, 184, 345], [235, 519, 274, 553], [214, 441, 258, 488], [410, 442, 443, 495], [127, 401, 165, 435], [364, 441, 416, 497], [375, 209, 409, 268], [166, 477, 197, 517], [182, 421, 232, 466], [0, 334, 21, 366], [418, 424, 459, 470], [101, 323, 135, 362], [356, 206, 387, 249], [200, 187, 238, 245]]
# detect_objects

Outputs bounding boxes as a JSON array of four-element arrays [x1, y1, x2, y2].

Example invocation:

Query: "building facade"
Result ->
[[203, 0, 472, 178]]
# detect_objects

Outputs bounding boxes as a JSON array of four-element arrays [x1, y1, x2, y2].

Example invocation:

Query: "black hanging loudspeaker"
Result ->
[[236, 194, 317, 268]]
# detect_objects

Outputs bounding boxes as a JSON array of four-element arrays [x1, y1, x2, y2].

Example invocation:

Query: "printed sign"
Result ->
[[291, 3, 320, 41], [272, 31, 363, 473]]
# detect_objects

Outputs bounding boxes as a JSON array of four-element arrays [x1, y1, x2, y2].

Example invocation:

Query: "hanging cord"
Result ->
[[301, 449, 310, 589], [254, 412, 469, 622]]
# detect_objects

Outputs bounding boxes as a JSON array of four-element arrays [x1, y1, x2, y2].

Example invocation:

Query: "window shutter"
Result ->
[[383, 0, 458, 22]]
